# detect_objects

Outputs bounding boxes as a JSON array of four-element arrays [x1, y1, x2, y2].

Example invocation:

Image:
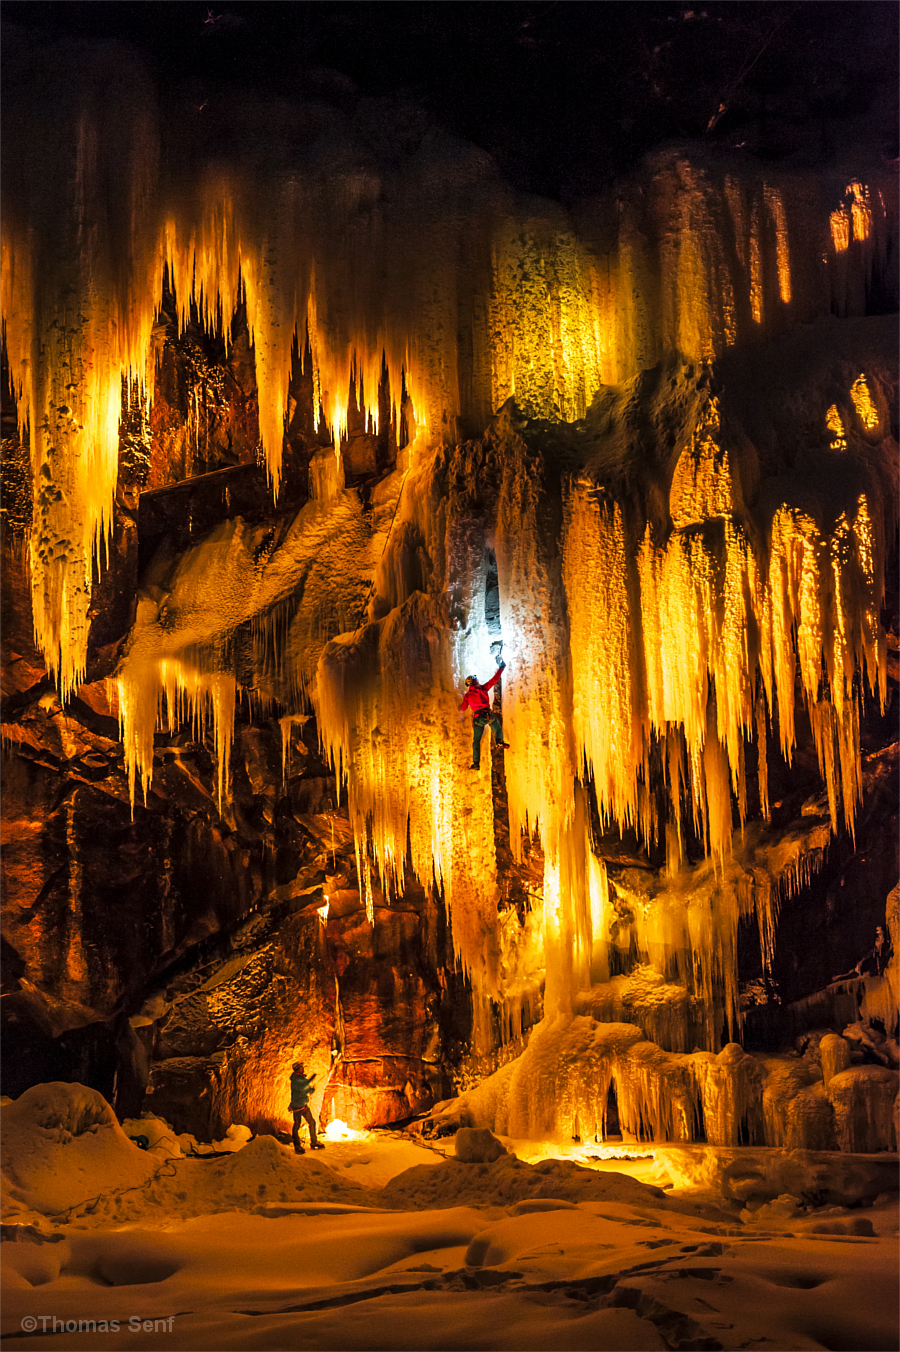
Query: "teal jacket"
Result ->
[[290, 1072, 315, 1109]]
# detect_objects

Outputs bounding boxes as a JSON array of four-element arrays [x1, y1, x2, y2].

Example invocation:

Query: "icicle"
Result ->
[[118, 658, 236, 814], [850, 373, 880, 431], [563, 485, 645, 835], [316, 594, 502, 991], [765, 185, 792, 305], [2, 43, 163, 698]]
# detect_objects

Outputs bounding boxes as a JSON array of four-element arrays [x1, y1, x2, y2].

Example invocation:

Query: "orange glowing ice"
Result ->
[[850, 373, 879, 430], [826, 405, 847, 450], [849, 182, 872, 242], [830, 208, 851, 253], [831, 183, 871, 253]]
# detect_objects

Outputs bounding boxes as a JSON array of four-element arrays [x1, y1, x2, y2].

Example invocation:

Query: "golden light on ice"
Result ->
[[831, 182, 872, 253], [850, 372, 879, 430], [848, 181, 872, 242], [826, 404, 847, 450], [830, 208, 851, 253], [2, 45, 893, 1078], [766, 186, 792, 304], [118, 658, 236, 812]]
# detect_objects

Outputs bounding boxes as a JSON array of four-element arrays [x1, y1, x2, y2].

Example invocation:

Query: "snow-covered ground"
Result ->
[[1, 1085, 897, 1351]]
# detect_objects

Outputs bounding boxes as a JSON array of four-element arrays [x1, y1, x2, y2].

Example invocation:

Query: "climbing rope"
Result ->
[[47, 1137, 181, 1225]]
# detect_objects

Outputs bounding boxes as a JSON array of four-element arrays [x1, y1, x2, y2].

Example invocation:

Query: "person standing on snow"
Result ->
[[460, 660, 510, 769], [289, 1061, 324, 1153]]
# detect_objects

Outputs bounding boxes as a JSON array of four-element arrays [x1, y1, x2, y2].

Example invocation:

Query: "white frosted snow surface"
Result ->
[[2, 1088, 898, 1351]]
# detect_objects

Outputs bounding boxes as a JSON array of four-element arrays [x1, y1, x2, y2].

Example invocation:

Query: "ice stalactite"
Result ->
[[118, 660, 235, 812], [564, 379, 888, 859], [316, 594, 501, 993], [117, 470, 404, 812], [764, 492, 886, 836], [4, 20, 895, 720], [599, 157, 898, 377], [312, 440, 513, 998], [563, 490, 646, 848], [493, 423, 593, 1015], [2, 38, 162, 698]]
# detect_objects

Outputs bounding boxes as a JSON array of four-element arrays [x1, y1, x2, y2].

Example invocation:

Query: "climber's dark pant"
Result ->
[[472, 711, 503, 767], [292, 1105, 318, 1150]]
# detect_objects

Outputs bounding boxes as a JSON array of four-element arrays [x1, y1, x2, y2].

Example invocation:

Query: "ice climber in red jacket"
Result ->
[[460, 660, 510, 769]]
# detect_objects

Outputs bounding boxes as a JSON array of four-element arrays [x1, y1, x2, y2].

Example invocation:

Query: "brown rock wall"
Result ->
[[1, 683, 468, 1136]]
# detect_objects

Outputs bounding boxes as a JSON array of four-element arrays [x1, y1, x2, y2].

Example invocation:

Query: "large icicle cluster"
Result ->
[[567, 388, 887, 859], [316, 320, 894, 1053], [316, 595, 501, 988], [1, 39, 160, 698], [3, 30, 895, 705], [5, 33, 897, 1141], [116, 470, 405, 810]]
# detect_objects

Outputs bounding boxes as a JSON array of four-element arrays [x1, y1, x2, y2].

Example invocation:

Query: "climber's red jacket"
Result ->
[[460, 668, 503, 716]]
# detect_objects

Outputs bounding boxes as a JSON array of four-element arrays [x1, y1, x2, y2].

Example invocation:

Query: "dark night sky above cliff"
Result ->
[[2, 1, 898, 197]]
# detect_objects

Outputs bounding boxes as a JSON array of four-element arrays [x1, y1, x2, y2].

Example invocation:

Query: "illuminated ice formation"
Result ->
[[318, 327, 892, 1033], [3, 30, 895, 700], [427, 1011, 898, 1154], [117, 469, 406, 809], [116, 326, 893, 1097], [3, 37, 897, 1144]]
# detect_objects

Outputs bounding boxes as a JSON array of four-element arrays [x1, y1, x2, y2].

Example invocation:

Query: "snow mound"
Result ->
[[382, 1153, 664, 1210], [1, 1083, 156, 1218], [119, 1115, 256, 1159], [85, 1134, 380, 1226]]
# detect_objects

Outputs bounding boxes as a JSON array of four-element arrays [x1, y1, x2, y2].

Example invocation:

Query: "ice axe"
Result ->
[[490, 639, 505, 669]]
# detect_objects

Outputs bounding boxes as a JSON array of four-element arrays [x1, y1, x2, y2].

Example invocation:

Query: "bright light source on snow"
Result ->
[[322, 1118, 367, 1142], [573, 1143, 655, 1161]]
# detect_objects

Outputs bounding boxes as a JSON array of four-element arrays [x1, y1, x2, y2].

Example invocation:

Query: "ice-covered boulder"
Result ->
[[827, 1065, 899, 1153], [455, 1127, 508, 1163], [655, 1143, 899, 1206], [1, 1083, 156, 1218]]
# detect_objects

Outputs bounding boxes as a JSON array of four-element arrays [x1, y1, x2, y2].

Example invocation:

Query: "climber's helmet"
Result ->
[[465, 676, 478, 687]]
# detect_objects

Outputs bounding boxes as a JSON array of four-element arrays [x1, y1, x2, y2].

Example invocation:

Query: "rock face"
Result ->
[[0, 681, 472, 1137]]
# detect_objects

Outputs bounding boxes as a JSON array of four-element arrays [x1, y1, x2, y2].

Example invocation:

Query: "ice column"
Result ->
[[316, 593, 502, 992]]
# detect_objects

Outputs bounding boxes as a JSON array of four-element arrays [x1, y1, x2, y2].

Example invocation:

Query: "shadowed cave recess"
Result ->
[[1, 6, 898, 1175]]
